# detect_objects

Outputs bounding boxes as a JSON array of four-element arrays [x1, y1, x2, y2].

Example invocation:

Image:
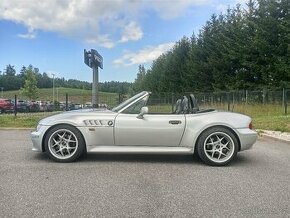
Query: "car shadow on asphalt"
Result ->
[[82, 153, 204, 165], [32, 153, 51, 162], [82, 151, 255, 166], [32, 152, 253, 166], [31, 152, 202, 165], [230, 153, 256, 167]]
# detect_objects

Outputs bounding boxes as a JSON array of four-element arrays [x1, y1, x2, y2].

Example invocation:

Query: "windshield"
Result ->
[[111, 91, 147, 112]]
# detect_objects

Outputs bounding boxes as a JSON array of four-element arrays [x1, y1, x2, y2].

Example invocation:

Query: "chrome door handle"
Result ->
[[169, 120, 182, 125]]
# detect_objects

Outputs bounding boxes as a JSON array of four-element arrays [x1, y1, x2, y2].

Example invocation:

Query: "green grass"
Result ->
[[0, 112, 59, 128], [2, 87, 119, 106], [203, 103, 290, 132], [253, 115, 290, 132]]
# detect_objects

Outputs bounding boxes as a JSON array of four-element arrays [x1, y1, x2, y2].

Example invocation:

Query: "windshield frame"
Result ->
[[111, 91, 149, 113]]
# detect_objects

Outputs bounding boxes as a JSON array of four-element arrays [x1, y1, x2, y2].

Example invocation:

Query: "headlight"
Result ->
[[36, 124, 42, 132]]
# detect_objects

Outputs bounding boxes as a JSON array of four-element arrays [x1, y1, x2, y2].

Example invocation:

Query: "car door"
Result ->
[[114, 113, 186, 146]]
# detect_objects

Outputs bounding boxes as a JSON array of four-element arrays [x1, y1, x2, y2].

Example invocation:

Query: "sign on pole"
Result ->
[[84, 49, 103, 108], [84, 49, 103, 69]]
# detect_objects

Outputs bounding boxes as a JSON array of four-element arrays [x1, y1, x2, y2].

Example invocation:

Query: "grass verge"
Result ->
[[0, 112, 59, 128]]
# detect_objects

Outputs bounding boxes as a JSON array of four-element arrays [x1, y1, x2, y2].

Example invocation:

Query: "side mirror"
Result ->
[[137, 106, 148, 119]]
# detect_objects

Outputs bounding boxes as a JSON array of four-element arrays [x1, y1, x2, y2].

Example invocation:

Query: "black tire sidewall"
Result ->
[[44, 124, 85, 162], [197, 127, 238, 166]]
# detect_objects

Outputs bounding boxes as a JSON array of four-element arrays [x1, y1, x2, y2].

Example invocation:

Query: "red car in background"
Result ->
[[0, 98, 14, 114]]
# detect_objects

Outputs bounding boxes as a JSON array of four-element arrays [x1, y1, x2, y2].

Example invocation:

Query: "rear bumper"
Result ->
[[235, 128, 258, 151]]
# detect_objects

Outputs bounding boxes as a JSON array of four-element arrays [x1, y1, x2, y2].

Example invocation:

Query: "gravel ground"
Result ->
[[0, 130, 289, 218]]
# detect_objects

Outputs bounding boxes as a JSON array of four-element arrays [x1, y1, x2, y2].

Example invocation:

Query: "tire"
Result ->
[[44, 124, 86, 162], [196, 127, 238, 166]]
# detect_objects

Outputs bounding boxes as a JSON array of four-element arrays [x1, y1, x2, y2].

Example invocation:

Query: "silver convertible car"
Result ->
[[31, 91, 257, 166]]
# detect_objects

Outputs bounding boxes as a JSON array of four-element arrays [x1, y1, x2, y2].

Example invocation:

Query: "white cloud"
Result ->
[[113, 42, 174, 66], [85, 35, 115, 49], [17, 27, 36, 39], [0, 0, 210, 47], [119, 21, 143, 43]]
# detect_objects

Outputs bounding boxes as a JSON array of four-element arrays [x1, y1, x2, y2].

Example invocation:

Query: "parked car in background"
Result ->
[[74, 103, 83, 110], [38, 101, 48, 112], [46, 102, 54, 112], [28, 101, 40, 112], [84, 102, 92, 108], [59, 102, 66, 111], [17, 100, 29, 112], [98, 103, 108, 108], [0, 98, 14, 114], [59, 101, 75, 111]]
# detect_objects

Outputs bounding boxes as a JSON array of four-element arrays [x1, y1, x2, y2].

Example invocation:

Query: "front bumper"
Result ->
[[235, 128, 258, 151], [31, 125, 50, 152]]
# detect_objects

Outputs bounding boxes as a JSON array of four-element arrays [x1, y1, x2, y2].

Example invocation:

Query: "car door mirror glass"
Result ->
[[137, 106, 148, 119]]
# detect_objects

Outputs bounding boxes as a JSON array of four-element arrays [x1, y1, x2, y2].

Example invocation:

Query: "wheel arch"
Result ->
[[194, 125, 241, 154], [42, 123, 87, 152]]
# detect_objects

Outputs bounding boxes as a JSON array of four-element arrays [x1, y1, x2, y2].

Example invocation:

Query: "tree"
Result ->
[[3, 65, 16, 76], [132, 65, 147, 92], [20, 66, 39, 100], [132, 0, 290, 92]]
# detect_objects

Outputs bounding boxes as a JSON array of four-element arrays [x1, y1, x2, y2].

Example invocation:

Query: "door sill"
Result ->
[[88, 146, 193, 154]]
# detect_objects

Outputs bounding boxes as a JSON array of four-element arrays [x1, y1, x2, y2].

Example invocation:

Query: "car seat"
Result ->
[[174, 99, 182, 114], [189, 94, 199, 113], [181, 96, 189, 114]]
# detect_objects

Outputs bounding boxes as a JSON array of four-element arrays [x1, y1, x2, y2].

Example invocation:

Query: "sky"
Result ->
[[0, 0, 247, 83]]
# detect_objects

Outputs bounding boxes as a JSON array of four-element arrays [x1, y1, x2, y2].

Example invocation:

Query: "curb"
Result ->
[[260, 133, 290, 144]]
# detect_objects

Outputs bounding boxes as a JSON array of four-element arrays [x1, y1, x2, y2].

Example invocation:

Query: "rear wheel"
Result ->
[[197, 127, 238, 166], [44, 125, 86, 162]]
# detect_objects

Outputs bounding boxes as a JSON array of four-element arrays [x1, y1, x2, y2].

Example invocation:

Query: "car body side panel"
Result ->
[[114, 113, 186, 146], [180, 111, 257, 151], [36, 110, 117, 150], [78, 126, 114, 147]]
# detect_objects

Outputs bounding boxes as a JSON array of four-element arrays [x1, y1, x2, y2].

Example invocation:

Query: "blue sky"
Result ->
[[0, 0, 246, 82]]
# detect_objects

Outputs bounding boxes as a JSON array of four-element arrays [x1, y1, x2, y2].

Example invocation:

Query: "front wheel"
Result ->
[[196, 127, 238, 166], [44, 125, 86, 162]]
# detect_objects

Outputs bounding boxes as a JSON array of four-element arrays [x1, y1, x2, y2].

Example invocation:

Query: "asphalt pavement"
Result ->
[[0, 130, 289, 218]]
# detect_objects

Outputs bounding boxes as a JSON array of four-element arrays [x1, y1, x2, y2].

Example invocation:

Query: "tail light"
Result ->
[[249, 122, 253, 129]]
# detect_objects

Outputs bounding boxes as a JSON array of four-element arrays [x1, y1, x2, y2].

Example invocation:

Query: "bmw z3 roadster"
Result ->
[[31, 91, 257, 166]]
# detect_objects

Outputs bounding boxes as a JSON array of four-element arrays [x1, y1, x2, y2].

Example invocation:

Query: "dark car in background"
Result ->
[[17, 100, 29, 112]]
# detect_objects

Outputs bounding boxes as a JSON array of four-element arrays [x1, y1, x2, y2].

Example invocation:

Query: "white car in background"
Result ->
[[31, 91, 257, 166]]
